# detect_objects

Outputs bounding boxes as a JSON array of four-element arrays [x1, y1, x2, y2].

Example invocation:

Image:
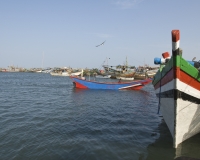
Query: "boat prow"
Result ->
[[152, 29, 200, 148]]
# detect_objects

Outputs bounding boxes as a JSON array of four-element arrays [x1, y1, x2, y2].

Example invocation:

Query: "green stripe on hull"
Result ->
[[180, 57, 200, 81], [152, 55, 200, 86], [152, 56, 174, 86]]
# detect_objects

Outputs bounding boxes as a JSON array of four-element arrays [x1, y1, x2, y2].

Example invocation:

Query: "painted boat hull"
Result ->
[[70, 76, 151, 90], [116, 76, 134, 81], [62, 72, 70, 76], [96, 75, 111, 78], [71, 71, 82, 76], [152, 30, 200, 148], [50, 72, 70, 76], [50, 71, 82, 76]]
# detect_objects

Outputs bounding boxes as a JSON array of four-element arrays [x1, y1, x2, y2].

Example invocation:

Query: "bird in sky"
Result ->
[[96, 40, 106, 47]]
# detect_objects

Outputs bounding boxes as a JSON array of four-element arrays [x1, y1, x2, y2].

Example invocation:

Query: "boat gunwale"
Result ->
[[70, 76, 150, 85]]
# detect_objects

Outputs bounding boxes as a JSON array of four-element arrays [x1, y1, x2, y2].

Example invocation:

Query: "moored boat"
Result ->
[[50, 68, 68, 76], [70, 76, 151, 90], [152, 29, 200, 148], [95, 74, 111, 79], [70, 70, 83, 76], [134, 67, 157, 80], [116, 76, 134, 81], [50, 68, 83, 76]]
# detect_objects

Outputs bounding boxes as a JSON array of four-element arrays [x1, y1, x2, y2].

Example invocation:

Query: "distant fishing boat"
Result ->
[[96, 57, 113, 78], [70, 70, 83, 76], [50, 68, 83, 76], [134, 67, 158, 80], [70, 76, 151, 90], [50, 68, 68, 76], [116, 76, 134, 81], [61, 71, 70, 76], [113, 57, 136, 79], [41, 68, 52, 73], [95, 74, 111, 79], [152, 29, 200, 148]]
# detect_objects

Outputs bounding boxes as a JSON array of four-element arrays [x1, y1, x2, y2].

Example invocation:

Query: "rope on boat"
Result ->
[[157, 70, 162, 114]]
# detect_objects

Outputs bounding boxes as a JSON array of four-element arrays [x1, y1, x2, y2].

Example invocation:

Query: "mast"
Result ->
[[42, 51, 44, 69], [107, 57, 109, 72], [126, 56, 128, 68]]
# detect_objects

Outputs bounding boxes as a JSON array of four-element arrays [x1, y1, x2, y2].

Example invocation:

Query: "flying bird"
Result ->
[[96, 41, 106, 47]]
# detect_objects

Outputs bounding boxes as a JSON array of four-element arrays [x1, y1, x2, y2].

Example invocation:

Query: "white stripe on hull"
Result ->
[[155, 79, 174, 93], [159, 98, 175, 137], [155, 78, 200, 99], [155, 78, 200, 148], [175, 99, 200, 148], [118, 83, 141, 90], [159, 97, 200, 148]]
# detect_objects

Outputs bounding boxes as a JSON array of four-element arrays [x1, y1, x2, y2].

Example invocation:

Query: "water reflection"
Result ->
[[146, 118, 200, 160], [146, 119, 175, 160], [175, 133, 200, 160]]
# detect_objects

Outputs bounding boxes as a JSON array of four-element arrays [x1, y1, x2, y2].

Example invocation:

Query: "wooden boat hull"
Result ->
[[50, 70, 82, 76], [50, 72, 70, 76], [71, 71, 82, 76], [133, 73, 146, 80], [96, 75, 111, 78], [70, 76, 151, 90], [134, 71, 157, 80], [116, 76, 134, 81], [152, 30, 200, 148]]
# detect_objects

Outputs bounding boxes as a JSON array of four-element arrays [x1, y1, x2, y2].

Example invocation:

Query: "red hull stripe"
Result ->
[[154, 68, 173, 90], [178, 68, 200, 91], [131, 86, 143, 90], [154, 67, 200, 91], [74, 82, 88, 89]]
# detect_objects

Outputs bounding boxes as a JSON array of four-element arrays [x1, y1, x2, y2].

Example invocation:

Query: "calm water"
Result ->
[[0, 72, 200, 160]]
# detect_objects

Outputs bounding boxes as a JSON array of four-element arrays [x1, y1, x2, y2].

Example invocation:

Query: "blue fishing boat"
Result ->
[[70, 76, 152, 90]]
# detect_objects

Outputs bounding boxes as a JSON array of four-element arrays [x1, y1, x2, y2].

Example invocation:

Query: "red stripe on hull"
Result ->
[[119, 85, 143, 90], [74, 82, 88, 89], [141, 79, 152, 85], [178, 69, 200, 91], [131, 85, 143, 90], [154, 68, 173, 90], [122, 79, 151, 90], [154, 67, 200, 91]]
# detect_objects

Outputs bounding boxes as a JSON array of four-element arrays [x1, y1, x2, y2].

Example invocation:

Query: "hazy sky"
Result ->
[[1, 0, 200, 69]]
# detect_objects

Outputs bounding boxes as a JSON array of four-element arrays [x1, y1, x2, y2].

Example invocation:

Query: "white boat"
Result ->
[[152, 29, 200, 148], [61, 71, 70, 76], [71, 71, 82, 76], [41, 68, 52, 73], [146, 68, 158, 77], [50, 71, 62, 76], [116, 76, 134, 81], [95, 75, 111, 79], [50, 68, 83, 76], [96, 57, 112, 79], [50, 68, 70, 76]]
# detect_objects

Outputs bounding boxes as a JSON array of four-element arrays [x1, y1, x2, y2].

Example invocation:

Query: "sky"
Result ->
[[1, 0, 200, 69]]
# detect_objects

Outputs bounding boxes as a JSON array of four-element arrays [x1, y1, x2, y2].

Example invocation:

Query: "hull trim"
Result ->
[[156, 89, 200, 104]]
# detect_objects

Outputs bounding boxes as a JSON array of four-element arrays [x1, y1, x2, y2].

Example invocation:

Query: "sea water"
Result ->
[[0, 72, 200, 160]]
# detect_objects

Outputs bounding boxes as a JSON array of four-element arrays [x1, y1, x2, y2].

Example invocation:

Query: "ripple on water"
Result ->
[[0, 73, 170, 160]]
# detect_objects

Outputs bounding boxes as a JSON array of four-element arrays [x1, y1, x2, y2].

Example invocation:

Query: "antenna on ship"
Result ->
[[42, 51, 44, 69]]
